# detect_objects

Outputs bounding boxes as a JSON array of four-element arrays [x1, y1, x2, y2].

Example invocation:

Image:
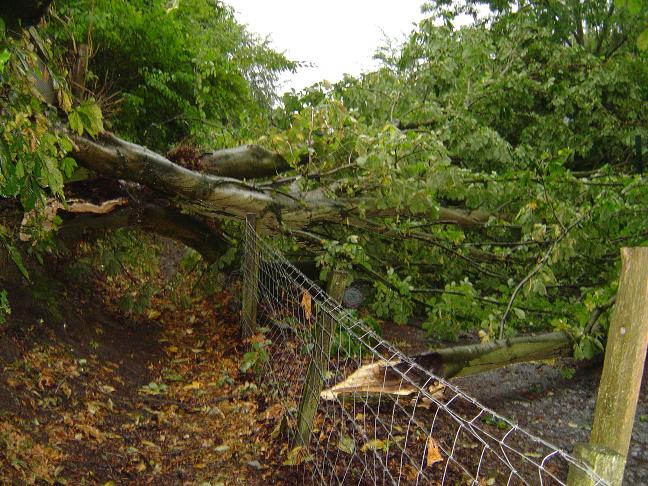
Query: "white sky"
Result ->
[[225, 1, 427, 94]]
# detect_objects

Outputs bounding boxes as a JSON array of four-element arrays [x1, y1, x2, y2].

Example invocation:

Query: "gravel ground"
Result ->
[[454, 358, 648, 485]]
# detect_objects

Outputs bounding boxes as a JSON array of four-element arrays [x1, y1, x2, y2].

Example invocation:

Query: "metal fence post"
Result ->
[[568, 247, 648, 486], [296, 267, 352, 446], [241, 213, 259, 339]]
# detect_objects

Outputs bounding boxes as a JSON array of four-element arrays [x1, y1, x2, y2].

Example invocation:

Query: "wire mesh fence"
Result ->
[[241, 219, 607, 486]]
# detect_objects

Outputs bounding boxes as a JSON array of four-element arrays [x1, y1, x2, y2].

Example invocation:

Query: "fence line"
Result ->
[[242, 219, 607, 485]]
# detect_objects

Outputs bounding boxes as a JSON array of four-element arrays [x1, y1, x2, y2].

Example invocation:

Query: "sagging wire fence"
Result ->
[[241, 217, 607, 486]]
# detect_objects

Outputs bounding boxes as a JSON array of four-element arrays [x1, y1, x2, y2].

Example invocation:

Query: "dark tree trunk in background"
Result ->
[[0, 0, 53, 31]]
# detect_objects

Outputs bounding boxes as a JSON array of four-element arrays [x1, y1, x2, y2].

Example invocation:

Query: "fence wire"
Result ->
[[242, 220, 607, 486]]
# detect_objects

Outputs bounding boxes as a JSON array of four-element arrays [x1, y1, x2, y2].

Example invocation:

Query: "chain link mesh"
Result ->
[[242, 219, 607, 486]]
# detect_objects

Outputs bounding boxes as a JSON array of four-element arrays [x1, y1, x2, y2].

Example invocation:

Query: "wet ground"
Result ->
[[382, 321, 648, 485]]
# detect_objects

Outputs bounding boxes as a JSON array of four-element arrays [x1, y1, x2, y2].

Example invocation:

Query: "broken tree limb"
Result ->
[[198, 144, 303, 179], [430, 331, 573, 379], [69, 132, 496, 233], [57, 203, 230, 263], [321, 331, 574, 399]]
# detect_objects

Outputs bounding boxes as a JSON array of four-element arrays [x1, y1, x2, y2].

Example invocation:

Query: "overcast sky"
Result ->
[[225, 1, 427, 93]]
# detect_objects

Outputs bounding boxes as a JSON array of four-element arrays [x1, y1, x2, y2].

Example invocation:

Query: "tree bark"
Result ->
[[70, 132, 491, 232], [198, 145, 300, 179], [427, 331, 573, 379], [57, 203, 230, 263]]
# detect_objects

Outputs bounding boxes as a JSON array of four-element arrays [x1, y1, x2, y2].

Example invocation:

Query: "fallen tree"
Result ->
[[2, 0, 644, 380]]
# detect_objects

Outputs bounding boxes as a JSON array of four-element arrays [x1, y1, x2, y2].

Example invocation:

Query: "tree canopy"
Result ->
[[1, 0, 647, 360]]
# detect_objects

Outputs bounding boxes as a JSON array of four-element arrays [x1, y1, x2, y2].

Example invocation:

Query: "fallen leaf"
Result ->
[[361, 438, 388, 452], [337, 435, 355, 454], [146, 309, 161, 319], [6, 378, 20, 388], [426, 437, 443, 466], [183, 381, 201, 391], [76, 424, 104, 442], [283, 445, 311, 466], [300, 291, 312, 320], [98, 384, 115, 394], [141, 440, 159, 449]]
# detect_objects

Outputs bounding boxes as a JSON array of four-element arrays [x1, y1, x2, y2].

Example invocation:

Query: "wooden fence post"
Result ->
[[568, 247, 648, 486], [241, 213, 259, 339], [296, 267, 352, 446]]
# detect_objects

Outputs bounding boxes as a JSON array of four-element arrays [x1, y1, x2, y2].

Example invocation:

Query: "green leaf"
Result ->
[[6, 243, 29, 280], [0, 49, 9, 74], [60, 157, 77, 179], [337, 435, 356, 454], [68, 111, 84, 135], [637, 28, 648, 51], [68, 99, 104, 137], [0, 290, 10, 325], [614, 0, 642, 15], [77, 100, 104, 137], [42, 156, 64, 194]]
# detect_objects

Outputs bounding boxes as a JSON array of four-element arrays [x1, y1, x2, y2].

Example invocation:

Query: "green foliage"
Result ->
[[372, 269, 414, 326], [331, 312, 382, 358], [67, 99, 104, 137], [269, 0, 647, 351], [51, 0, 295, 149], [240, 338, 271, 373], [0, 290, 10, 325], [0, 31, 76, 213], [0, 0, 645, 364]]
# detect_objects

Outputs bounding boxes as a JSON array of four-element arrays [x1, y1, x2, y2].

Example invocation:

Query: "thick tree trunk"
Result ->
[[198, 145, 299, 179], [428, 331, 573, 379], [70, 133, 490, 232], [321, 332, 574, 399]]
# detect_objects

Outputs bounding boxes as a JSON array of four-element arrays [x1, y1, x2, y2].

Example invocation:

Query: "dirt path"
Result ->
[[0, 271, 295, 485]]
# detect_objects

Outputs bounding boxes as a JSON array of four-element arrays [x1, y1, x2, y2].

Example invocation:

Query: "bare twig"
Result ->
[[499, 211, 591, 338]]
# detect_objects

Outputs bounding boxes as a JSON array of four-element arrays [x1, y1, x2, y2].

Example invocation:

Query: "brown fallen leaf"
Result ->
[[426, 436, 443, 466], [182, 381, 201, 391], [300, 290, 312, 320], [283, 445, 312, 466], [76, 423, 104, 442]]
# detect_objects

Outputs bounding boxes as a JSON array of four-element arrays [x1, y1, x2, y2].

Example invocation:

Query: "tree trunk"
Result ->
[[428, 331, 573, 379], [70, 132, 491, 232]]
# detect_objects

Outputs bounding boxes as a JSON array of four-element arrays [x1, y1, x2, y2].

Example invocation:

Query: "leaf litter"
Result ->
[[0, 256, 299, 484]]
